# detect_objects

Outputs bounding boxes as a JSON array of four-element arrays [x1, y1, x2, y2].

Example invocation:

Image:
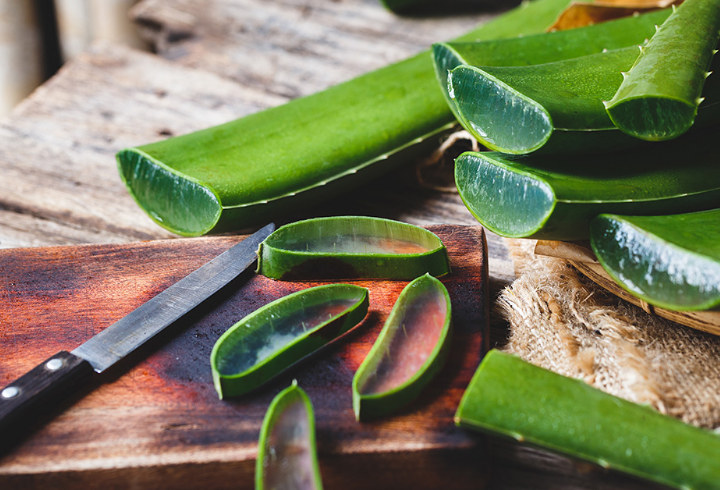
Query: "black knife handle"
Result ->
[[0, 351, 94, 437]]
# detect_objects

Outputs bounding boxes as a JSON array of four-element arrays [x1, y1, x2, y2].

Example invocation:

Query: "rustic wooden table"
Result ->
[[0, 0, 661, 487]]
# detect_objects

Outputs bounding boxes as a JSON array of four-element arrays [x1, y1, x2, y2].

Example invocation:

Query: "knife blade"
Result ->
[[0, 223, 275, 439]]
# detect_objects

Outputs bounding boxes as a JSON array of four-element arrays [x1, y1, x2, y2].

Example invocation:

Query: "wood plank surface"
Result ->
[[0, 225, 488, 489]]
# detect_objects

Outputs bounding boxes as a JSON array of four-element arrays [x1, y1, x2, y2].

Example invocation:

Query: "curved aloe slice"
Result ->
[[433, 9, 672, 125], [605, 0, 720, 140], [590, 210, 720, 311], [454, 138, 720, 240], [256, 383, 322, 490], [116, 0, 573, 236], [211, 284, 368, 398], [352, 274, 451, 420], [456, 350, 720, 489], [257, 216, 450, 281]]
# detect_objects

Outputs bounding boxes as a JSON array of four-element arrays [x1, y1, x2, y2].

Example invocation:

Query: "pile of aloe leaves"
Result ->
[[439, 0, 720, 315], [430, 1, 720, 488]]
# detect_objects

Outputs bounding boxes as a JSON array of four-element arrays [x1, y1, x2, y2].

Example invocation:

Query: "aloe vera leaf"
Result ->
[[454, 136, 720, 240], [256, 383, 322, 490], [257, 216, 450, 281], [605, 0, 720, 140], [352, 274, 451, 421], [590, 209, 720, 311], [433, 9, 672, 125], [211, 284, 368, 398], [115, 0, 574, 236], [455, 350, 720, 489]]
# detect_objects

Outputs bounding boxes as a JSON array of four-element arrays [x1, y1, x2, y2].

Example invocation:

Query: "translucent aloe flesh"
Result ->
[[352, 274, 451, 420], [432, 9, 672, 136], [256, 383, 322, 490], [456, 350, 720, 489], [454, 135, 720, 240], [116, 0, 575, 236], [257, 217, 450, 281], [590, 209, 720, 311], [606, 0, 720, 141], [211, 284, 368, 398]]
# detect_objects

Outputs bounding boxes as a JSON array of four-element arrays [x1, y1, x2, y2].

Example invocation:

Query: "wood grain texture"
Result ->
[[0, 225, 489, 489]]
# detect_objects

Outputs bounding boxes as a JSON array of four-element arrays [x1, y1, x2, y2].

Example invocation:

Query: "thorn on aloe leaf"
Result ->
[[706, 71, 713, 79], [697, 97, 706, 105]]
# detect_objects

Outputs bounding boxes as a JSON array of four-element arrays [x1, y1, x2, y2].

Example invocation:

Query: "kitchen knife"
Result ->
[[0, 223, 275, 438]]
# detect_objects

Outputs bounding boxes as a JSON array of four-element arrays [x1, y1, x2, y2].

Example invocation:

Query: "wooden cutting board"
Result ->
[[0, 225, 488, 489]]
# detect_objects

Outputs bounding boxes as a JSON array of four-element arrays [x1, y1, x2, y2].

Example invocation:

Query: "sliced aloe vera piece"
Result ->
[[257, 216, 450, 281], [116, 0, 574, 236], [456, 350, 720, 489], [454, 135, 720, 240], [352, 274, 451, 420], [211, 284, 368, 398], [605, 0, 720, 140], [433, 9, 672, 126], [590, 209, 720, 311], [256, 383, 322, 490]]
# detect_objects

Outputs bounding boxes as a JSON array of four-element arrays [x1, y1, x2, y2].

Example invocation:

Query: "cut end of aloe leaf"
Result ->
[[258, 216, 450, 280], [353, 274, 451, 421], [448, 65, 552, 154], [606, 97, 697, 141], [256, 384, 322, 490], [211, 284, 369, 398], [455, 152, 555, 238], [117, 149, 222, 236], [590, 212, 720, 311]]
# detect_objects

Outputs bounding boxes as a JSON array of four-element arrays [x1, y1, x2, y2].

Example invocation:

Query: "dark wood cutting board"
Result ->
[[0, 225, 488, 489]]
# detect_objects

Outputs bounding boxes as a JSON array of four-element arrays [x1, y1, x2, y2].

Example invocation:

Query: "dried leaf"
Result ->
[[548, 0, 682, 31]]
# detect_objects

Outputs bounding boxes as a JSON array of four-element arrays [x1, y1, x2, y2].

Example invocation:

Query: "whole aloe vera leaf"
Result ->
[[116, 0, 574, 236], [433, 9, 672, 126], [257, 216, 450, 281], [211, 284, 368, 398], [352, 274, 451, 421], [590, 209, 720, 311], [605, 0, 720, 141], [448, 45, 720, 154], [256, 383, 322, 490], [456, 350, 720, 489], [454, 135, 720, 240]]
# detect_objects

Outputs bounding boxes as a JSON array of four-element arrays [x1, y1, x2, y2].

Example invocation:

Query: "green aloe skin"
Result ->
[[453, 132, 720, 240], [211, 284, 368, 398], [432, 9, 672, 152], [605, 0, 720, 141], [116, 0, 575, 236], [456, 350, 720, 489], [257, 216, 450, 281], [590, 210, 720, 311], [256, 383, 322, 490], [352, 274, 451, 421]]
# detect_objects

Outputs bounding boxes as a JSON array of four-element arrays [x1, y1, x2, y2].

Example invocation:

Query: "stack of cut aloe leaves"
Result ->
[[440, 0, 720, 320], [437, 0, 720, 487]]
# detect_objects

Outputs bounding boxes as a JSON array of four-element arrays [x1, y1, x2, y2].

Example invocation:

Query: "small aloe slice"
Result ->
[[211, 284, 368, 398], [605, 0, 720, 140], [257, 217, 450, 281], [590, 209, 720, 311], [433, 9, 672, 126], [456, 350, 720, 489], [454, 137, 720, 240], [256, 383, 322, 490], [116, 0, 573, 236], [352, 274, 451, 420]]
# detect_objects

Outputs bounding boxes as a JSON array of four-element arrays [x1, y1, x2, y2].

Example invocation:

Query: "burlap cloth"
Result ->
[[499, 239, 720, 431]]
